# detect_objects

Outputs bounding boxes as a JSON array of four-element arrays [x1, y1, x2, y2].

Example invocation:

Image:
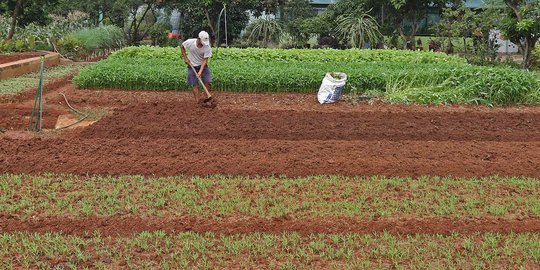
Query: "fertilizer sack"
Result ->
[[317, 72, 347, 104]]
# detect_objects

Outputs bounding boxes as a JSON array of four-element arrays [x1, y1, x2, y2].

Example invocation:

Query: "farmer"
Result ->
[[181, 31, 213, 103]]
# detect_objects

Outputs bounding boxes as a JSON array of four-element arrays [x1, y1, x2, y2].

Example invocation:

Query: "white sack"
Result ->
[[317, 72, 347, 104]]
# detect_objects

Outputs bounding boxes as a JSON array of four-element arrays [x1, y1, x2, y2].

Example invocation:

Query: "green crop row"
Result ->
[[111, 45, 468, 65], [1, 174, 539, 218], [74, 52, 540, 105], [1, 231, 539, 269]]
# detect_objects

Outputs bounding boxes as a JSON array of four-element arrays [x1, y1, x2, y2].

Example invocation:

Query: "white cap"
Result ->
[[198, 31, 210, 46]]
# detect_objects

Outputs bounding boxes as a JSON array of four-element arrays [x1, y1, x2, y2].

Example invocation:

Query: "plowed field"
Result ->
[[1, 80, 539, 268], [1, 85, 539, 177]]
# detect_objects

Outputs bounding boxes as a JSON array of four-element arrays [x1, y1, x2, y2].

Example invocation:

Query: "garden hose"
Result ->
[[56, 93, 88, 130]]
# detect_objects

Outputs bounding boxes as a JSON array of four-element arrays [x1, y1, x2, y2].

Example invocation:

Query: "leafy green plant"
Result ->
[[110, 46, 468, 65], [57, 36, 83, 56], [531, 43, 540, 70], [246, 18, 283, 47], [75, 46, 540, 105], [335, 11, 382, 48], [71, 25, 125, 51]]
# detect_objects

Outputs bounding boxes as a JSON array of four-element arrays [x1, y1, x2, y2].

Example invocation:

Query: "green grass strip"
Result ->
[[1, 174, 539, 219], [0, 231, 538, 269], [0, 64, 79, 96]]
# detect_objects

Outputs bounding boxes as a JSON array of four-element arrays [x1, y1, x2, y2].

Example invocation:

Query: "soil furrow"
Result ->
[[1, 139, 539, 177], [1, 216, 540, 236], [76, 102, 540, 142]]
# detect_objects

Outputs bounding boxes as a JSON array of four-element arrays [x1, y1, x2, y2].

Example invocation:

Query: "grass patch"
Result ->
[[0, 64, 80, 96], [71, 107, 109, 121], [1, 174, 539, 219], [0, 231, 538, 268]]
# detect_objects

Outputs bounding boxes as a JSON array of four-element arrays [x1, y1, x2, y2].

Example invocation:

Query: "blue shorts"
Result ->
[[187, 66, 212, 86]]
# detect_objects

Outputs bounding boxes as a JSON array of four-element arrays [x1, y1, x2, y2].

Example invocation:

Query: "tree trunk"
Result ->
[[399, 19, 418, 50], [505, 1, 531, 68], [7, 0, 24, 40], [521, 37, 536, 69], [132, 4, 151, 45], [398, 25, 408, 50], [205, 10, 217, 46], [410, 20, 418, 50]]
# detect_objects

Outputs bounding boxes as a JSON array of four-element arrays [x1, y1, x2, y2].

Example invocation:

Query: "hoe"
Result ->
[[189, 63, 217, 109]]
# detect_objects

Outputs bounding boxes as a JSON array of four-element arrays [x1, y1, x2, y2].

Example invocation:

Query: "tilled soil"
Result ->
[[1, 215, 539, 237], [1, 87, 540, 177], [0, 104, 67, 130], [0, 52, 41, 65]]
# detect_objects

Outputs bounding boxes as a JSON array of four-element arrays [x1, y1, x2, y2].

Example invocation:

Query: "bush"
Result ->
[[531, 43, 540, 69], [57, 35, 83, 56], [1, 40, 14, 52], [57, 26, 125, 58], [0, 12, 89, 53], [0, 16, 9, 39], [72, 25, 125, 51]]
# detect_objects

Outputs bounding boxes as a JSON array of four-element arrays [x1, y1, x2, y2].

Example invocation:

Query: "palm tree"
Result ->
[[247, 17, 282, 47], [336, 11, 382, 49]]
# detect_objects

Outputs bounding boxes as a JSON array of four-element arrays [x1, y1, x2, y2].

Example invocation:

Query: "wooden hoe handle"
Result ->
[[189, 63, 212, 98]]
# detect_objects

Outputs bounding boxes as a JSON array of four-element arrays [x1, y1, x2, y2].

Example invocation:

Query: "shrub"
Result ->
[[72, 25, 125, 52], [57, 35, 83, 56], [531, 43, 540, 69], [1, 40, 14, 52]]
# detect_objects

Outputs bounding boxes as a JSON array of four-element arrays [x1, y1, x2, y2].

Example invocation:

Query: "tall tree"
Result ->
[[388, 0, 462, 50], [1, 0, 61, 40], [169, 0, 274, 46], [499, 0, 540, 68], [6, 0, 23, 40]]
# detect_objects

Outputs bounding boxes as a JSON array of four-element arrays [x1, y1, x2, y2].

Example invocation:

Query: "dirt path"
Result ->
[[1, 215, 539, 236]]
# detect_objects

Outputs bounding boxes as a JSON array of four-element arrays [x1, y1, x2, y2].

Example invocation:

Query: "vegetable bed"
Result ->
[[74, 46, 540, 105]]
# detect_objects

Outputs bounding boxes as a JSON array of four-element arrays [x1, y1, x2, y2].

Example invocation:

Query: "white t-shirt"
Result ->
[[182, 38, 212, 67]]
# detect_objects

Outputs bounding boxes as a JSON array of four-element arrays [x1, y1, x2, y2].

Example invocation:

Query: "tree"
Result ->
[[434, 6, 502, 60], [169, 0, 265, 46], [318, 0, 374, 47], [386, 0, 462, 50], [499, 0, 540, 69], [280, 0, 318, 47], [6, 0, 23, 40], [1, 0, 62, 40], [335, 11, 382, 48], [246, 17, 282, 47], [120, 0, 166, 45]]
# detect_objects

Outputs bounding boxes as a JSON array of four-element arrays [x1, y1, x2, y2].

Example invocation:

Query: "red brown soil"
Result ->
[[1, 86, 540, 177], [0, 52, 41, 64], [0, 104, 67, 130], [1, 215, 539, 236]]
